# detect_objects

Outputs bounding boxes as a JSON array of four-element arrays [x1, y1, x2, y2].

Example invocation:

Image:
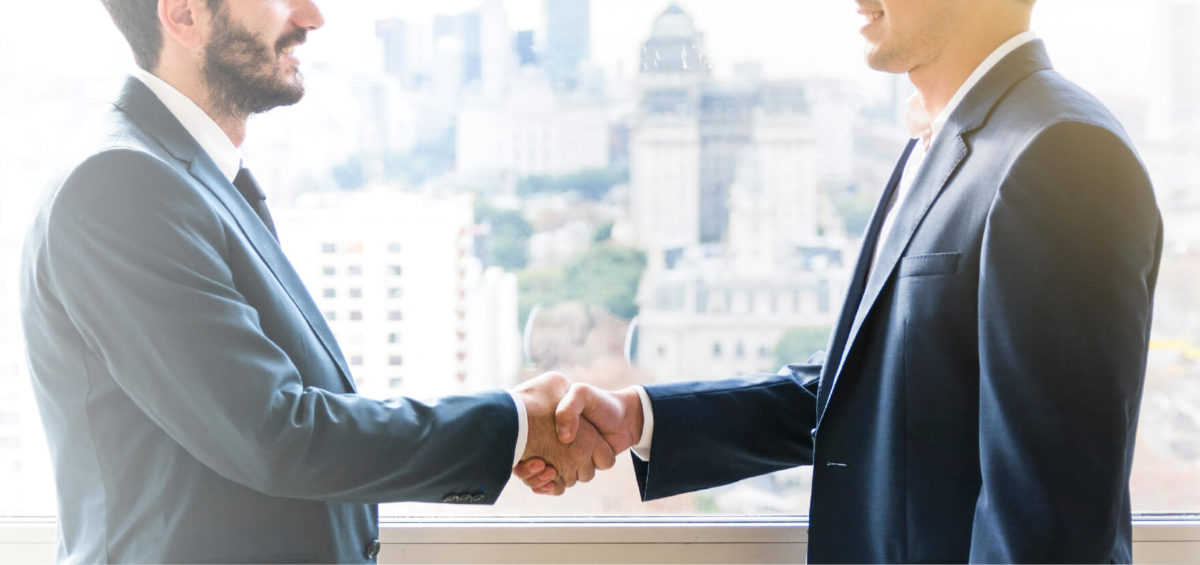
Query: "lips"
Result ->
[[856, 2, 884, 24]]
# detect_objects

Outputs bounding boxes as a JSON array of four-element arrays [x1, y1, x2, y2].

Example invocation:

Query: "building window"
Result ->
[[349, 288, 363, 298], [388, 288, 403, 299], [389, 356, 403, 366], [388, 333, 401, 344], [321, 243, 336, 253], [388, 243, 402, 253], [322, 265, 336, 276], [322, 288, 336, 298], [323, 311, 336, 321], [350, 355, 363, 366], [388, 265, 403, 276], [736, 341, 745, 359], [388, 311, 403, 321], [349, 311, 363, 321], [347, 265, 362, 276], [388, 377, 404, 389], [712, 342, 722, 358]]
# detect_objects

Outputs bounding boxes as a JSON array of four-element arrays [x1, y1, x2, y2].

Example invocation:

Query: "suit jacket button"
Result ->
[[810, 427, 817, 441], [471, 493, 486, 503], [365, 539, 381, 559], [442, 494, 459, 503]]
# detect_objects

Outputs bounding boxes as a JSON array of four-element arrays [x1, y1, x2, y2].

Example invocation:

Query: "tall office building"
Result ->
[[628, 5, 845, 384], [544, 0, 591, 91], [630, 4, 813, 251]]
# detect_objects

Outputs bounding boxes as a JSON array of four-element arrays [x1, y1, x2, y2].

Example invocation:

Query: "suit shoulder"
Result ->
[[1002, 69, 1130, 143]]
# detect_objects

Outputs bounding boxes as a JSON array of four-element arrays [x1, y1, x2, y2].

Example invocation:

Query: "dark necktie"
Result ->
[[232, 167, 279, 240]]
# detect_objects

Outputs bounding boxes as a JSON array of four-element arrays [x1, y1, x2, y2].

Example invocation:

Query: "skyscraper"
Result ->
[[543, 0, 591, 91]]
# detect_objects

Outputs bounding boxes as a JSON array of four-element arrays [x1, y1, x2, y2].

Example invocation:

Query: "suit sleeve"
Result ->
[[632, 361, 821, 500], [43, 149, 518, 504], [971, 122, 1161, 562]]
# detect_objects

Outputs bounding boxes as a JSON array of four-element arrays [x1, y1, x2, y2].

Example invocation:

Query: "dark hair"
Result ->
[[99, 0, 222, 71]]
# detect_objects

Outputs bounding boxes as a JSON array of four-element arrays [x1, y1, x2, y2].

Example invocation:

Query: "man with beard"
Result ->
[[20, 1, 613, 562], [518, 0, 1162, 562]]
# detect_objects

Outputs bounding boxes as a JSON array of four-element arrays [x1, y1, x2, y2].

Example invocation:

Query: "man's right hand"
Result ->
[[514, 383, 644, 494], [512, 373, 618, 495]]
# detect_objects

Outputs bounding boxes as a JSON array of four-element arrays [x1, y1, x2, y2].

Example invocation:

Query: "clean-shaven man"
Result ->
[[519, 0, 1163, 562], [21, 0, 612, 562]]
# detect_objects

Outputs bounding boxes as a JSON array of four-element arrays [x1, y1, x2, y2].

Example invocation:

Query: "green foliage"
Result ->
[[591, 221, 614, 243], [476, 203, 533, 271], [562, 245, 647, 319], [775, 326, 833, 368], [517, 244, 647, 326], [517, 167, 629, 201]]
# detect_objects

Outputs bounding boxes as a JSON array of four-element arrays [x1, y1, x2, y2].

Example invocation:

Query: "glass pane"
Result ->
[[1, 0, 1197, 521]]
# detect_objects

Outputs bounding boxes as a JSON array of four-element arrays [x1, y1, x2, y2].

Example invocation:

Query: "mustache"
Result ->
[[275, 27, 307, 53]]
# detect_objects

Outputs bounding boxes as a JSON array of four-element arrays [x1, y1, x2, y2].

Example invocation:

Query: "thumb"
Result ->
[[555, 383, 595, 443]]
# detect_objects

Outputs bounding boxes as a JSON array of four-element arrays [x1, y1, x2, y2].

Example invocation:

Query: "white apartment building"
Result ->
[[274, 189, 521, 403]]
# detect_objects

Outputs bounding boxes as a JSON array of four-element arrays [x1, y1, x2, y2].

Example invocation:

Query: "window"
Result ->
[[389, 356, 404, 367], [2, 0, 1196, 535]]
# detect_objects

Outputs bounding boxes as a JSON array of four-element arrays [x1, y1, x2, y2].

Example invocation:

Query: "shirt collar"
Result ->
[[131, 67, 242, 183], [906, 30, 1039, 142]]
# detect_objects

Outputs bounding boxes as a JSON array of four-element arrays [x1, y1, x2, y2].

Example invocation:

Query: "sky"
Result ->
[[2, 1, 1175, 86]]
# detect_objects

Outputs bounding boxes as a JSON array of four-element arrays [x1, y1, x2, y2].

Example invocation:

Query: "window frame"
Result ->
[[1, 517, 1197, 563]]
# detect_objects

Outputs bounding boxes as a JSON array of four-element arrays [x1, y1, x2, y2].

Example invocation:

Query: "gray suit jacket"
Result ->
[[21, 78, 518, 563], [633, 40, 1162, 563]]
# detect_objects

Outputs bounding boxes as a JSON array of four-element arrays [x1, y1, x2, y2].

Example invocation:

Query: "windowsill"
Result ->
[[2, 516, 1199, 563]]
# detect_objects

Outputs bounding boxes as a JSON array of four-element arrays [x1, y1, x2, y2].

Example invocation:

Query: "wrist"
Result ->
[[616, 386, 645, 445]]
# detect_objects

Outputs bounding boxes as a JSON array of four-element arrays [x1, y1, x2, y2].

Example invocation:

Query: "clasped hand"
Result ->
[[510, 372, 643, 495]]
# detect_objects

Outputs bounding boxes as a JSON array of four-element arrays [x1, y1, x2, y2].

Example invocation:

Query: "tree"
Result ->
[[562, 245, 647, 319], [476, 203, 532, 270]]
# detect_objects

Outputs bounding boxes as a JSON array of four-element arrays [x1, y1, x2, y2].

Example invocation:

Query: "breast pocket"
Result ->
[[898, 252, 960, 278]]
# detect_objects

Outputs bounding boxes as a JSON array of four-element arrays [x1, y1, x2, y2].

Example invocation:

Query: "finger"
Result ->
[[522, 465, 558, 489], [513, 458, 546, 481], [578, 462, 596, 483], [535, 478, 566, 496], [593, 436, 617, 471], [555, 383, 593, 443]]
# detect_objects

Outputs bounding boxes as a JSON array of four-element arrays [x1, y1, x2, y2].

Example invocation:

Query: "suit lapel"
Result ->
[[114, 78, 357, 393], [816, 140, 916, 419], [819, 40, 1055, 418]]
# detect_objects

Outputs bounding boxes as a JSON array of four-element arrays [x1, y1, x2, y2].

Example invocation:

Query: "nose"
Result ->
[[292, 0, 324, 31]]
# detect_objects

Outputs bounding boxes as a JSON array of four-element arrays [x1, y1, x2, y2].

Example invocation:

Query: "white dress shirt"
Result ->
[[871, 30, 1038, 272], [130, 69, 530, 467], [632, 30, 1038, 462]]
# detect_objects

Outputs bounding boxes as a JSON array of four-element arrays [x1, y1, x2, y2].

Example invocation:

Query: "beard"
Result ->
[[203, 6, 308, 117]]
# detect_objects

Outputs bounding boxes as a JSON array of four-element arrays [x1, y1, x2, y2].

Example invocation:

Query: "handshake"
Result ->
[[509, 372, 645, 496]]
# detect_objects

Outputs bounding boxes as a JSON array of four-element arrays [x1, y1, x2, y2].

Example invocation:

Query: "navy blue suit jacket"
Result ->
[[633, 41, 1162, 563], [21, 78, 519, 563]]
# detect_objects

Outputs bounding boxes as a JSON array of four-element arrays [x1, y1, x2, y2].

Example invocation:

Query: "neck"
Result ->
[[908, 19, 1030, 121], [151, 61, 249, 147]]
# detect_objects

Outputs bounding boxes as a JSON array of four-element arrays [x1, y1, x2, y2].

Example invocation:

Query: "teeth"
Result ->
[[866, 11, 882, 22]]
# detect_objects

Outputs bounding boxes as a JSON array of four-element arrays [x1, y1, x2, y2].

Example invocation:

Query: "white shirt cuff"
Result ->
[[630, 385, 655, 461], [507, 391, 528, 467]]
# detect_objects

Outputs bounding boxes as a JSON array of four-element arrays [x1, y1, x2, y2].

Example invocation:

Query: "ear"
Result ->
[[158, 0, 206, 50]]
